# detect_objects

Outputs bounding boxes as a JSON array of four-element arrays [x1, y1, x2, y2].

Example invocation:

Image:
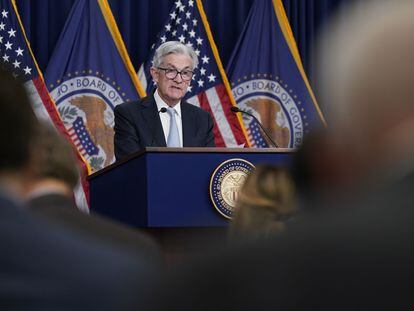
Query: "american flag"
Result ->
[[0, 0, 90, 212], [138, 0, 248, 147]]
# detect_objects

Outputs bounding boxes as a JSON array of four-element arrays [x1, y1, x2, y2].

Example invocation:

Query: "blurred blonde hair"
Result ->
[[229, 165, 296, 241]]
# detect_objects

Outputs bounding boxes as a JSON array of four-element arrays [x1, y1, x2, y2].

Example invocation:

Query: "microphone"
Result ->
[[149, 107, 168, 147], [230, 106, 279, 148]]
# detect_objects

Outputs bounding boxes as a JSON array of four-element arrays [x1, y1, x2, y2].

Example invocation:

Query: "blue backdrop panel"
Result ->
[[16, 0, 350, 88]]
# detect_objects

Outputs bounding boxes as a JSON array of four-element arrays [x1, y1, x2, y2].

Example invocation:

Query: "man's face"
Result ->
[[150, 53, 193, 107]]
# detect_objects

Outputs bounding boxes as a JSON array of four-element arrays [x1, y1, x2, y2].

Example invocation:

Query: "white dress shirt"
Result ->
[[154, 89, 183, 147]]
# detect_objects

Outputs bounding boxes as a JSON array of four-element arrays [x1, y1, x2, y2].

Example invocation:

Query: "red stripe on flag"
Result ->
[[214, 84, 247, 146], [32, 77, 90, 205], [197, 91, 226, 147]]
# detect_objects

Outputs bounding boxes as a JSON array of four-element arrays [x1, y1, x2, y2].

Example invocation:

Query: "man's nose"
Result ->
[[173, 72, 183, 83]]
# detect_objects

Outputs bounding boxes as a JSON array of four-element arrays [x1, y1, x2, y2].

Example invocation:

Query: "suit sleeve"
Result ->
[[114, 104, 141, 161], [205, 112, 216, 147]]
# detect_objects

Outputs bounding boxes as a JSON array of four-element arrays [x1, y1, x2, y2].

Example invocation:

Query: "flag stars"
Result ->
[[0, 22, 5, 30], [165, 24, 172, 31], [170, 12, 177, 20], [187, 85, 192, 92], [7, 28, 16, 37], [179, 5, 185, 12], [12, 60, 20, 68], [189, 0, 194, 7], [23, 66, 32, 75], [172, 30, 177, 37], [192, 19, 197, 26], [194, 49, 200, 56], [15, 47, 23, 57], [2, 54, 9, 62], [185, 11, 191, 19], [196, 37, 203, 45], [200, 67, 206, 75], [201, 55, 209, 64], [5, 41, 12, 50], [175, 0, 182, 8], [175, 17, 181, 24], [0, 36, 2, 43], [182, 23, 188, 31], [160, 35, 167, 43], [189, 29, 196, 37], [186, 42, 193, 48], [1, 10, 8, 18], [178, 34, 185, 43], [207, 74, 216, 82], [197, 79, 204, 87]]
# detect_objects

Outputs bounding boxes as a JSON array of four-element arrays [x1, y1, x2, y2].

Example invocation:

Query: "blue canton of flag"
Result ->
[[138, 0, 248, 147], [227, 0, 326, 149], [0, 6, 34, 80]]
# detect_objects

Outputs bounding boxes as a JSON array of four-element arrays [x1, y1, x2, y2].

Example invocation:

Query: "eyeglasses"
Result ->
[[157, 67, 194, 81]]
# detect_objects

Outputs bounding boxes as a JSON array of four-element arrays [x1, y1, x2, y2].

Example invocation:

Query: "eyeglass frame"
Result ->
[[157, 67, 194, 81]]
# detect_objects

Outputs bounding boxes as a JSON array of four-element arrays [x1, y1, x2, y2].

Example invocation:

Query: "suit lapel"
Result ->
[[181, 102, 195, 147], [141, 95, 166, 147]]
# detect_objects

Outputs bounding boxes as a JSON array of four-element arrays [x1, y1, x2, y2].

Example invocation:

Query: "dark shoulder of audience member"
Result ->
[[25, 122, 164, 265], [0, 68, 156, 310], [229, 164, 296, 242]]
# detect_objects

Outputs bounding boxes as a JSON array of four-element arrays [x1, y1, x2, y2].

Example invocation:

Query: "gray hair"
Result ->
[[152, 41, 198, 70]]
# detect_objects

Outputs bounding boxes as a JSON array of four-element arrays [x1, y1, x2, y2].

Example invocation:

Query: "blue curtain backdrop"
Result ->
[[16, 0, 348, 88]]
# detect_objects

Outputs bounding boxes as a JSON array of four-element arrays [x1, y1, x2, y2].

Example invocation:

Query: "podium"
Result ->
[[88, 147, 293, 260]]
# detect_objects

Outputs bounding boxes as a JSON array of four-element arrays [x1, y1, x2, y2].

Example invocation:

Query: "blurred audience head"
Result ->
[[229, 165, 296, 241], [317, 0, 414, 191], [24, 122, 79, 198], [0, 67, 37, 191]]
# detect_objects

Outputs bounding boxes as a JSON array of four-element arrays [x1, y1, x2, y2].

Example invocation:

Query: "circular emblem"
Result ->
[[50, 75, 127, 171], [210, 158, 255, 219], [232, 78, 307, 149]]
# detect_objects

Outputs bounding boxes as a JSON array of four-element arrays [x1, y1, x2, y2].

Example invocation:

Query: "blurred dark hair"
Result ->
[[29, 122, 79, 190], [0, 67, 37, 171]]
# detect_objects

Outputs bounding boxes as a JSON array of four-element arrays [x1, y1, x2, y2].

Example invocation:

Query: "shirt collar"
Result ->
[[154, 89, 182, 118]]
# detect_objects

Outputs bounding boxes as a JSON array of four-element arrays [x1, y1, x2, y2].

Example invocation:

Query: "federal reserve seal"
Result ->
[[232, 77, 308, 149], [49, 74, 129, 171], [210, 159, 255, 219]]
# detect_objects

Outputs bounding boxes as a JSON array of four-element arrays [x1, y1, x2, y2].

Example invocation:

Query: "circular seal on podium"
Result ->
[[210, 158, 255, 219]]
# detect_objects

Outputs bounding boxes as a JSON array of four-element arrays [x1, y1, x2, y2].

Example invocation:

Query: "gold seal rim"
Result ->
[[209, 158, 255, 219]]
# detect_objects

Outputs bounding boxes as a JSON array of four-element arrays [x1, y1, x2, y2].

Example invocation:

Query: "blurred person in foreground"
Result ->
[[0, 68, 154, 310], [229, 165, 296, 242], [142, 1, 414, 310], [23, 122, 164, 263]]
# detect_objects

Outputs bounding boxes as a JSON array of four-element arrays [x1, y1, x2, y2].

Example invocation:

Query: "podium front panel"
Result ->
[[89, 149, 292, 228]]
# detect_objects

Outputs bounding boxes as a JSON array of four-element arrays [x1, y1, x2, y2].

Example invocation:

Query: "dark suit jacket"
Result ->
[[114, 94, 215, 160], [28, 193, 164, 264], [0, 193, 156, 311]]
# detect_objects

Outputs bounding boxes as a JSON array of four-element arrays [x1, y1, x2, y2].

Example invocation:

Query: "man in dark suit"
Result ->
[[114, 41, 215, 160], [24, 123, 164, 264], [0, 68, 155, 310]]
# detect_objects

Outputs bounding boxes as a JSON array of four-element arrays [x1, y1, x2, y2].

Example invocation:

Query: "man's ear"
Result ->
[[150, 67, 159, 84]]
